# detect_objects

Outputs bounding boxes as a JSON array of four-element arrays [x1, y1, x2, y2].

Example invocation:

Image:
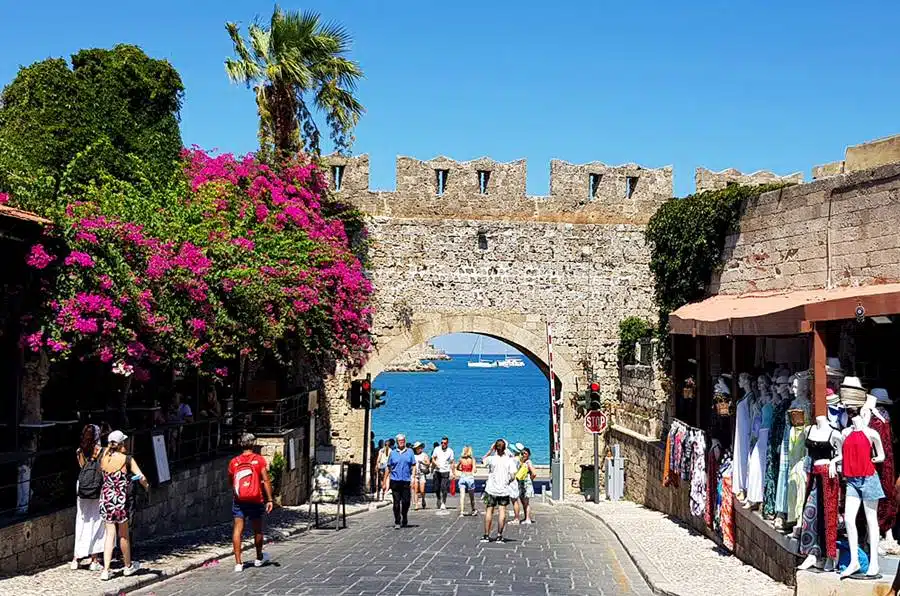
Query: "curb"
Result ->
[[111, 500, 390, 596], [565, 502, 680, 596]]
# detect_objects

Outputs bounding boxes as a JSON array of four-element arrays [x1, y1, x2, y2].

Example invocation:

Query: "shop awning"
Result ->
[[670, 283, 900, 336]]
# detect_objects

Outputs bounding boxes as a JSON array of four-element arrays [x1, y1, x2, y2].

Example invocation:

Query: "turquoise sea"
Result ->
[[371, 355, 551, 464]]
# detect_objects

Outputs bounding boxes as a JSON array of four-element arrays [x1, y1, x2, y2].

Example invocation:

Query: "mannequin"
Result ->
[[733, 373, 755, 503], [797, 415, 843, 571], [840, 407, 886, 579], [786, 373, 812, 531], [745, 375, 774, 509]]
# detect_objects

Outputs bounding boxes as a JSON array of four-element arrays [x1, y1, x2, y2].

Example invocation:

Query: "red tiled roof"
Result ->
[[0, 204, 50, 225]]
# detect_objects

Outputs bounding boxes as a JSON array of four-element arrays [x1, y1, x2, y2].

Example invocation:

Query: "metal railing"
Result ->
[[0, 418, 238, 528]]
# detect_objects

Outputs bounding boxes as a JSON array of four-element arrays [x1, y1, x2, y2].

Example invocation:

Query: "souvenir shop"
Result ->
[[666, 284, 900, 582]]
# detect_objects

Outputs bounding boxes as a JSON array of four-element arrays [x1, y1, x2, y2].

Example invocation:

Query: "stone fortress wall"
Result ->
[[319, 152, 800, 492]]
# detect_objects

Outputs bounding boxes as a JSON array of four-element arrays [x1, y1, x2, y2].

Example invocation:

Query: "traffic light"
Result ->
[[588, 382, 602, 411], [371, 389, 387, 409], [361, 374, 372, 409], [349, 379, 362, 409]]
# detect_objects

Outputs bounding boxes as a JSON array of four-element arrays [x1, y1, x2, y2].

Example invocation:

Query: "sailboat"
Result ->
[[496, 347, 526, 368], [467, 336, 497, 368]]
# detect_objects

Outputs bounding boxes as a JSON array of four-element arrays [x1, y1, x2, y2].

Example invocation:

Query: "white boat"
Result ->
[[497, 354, 526, 368], [467, 336, 497, 368]]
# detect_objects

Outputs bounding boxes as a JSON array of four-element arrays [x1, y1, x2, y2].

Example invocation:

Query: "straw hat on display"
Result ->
[[840, 376, 867, 408], [825, 387, 841, 406], [871, 388, 893, 406], [826, 357, 844, 376]]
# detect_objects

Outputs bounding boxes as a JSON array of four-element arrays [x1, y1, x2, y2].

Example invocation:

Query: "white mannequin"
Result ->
[[734, 373, 756, 503], [744, 375, 774, 509], [790, 374, 812, 424], [797, 416, 843, 571], [840, 411, 886, 579]]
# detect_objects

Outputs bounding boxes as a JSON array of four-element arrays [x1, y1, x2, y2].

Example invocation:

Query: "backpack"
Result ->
[[232, 454, 263, 503], [77, 448, 104, 499]]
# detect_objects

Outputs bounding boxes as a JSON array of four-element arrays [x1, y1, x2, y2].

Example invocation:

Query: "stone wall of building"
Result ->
[[320, 153, 670, 495], [613, 363, 668, 440], [694, 167, 803, 193], [0, 454, 237, 575], [257, 427, 309, 506], [711, 162, 900, 295], [813, 133, 900, 180], [608, 426, 797, 586]]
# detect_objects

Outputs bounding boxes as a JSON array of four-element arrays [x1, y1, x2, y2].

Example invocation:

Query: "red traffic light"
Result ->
[[362, 380, 371, 391], [590, 382, 600, 392]]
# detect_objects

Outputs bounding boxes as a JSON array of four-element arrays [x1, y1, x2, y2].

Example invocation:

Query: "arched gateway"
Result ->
[[319, 153, 671, 496]]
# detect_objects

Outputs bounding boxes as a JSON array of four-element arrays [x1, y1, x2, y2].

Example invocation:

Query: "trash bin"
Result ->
[[579, 464, 595, 498]]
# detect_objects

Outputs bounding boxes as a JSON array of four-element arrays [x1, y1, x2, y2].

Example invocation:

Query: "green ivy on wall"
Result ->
[[645, 183, 790, 333]]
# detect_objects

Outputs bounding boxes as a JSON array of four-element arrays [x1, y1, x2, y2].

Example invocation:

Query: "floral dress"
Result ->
[[99, 458, 131, 524]]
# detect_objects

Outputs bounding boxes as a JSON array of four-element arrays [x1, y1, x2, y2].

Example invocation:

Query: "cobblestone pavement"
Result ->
[[0, 499, 382, 596], [133, 498, 653, 596], [572, 500, 794, 596]]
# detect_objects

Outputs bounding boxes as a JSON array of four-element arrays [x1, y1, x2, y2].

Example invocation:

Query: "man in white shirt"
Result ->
[[481, 439, 517, 543], [431, 437, 454, 510]]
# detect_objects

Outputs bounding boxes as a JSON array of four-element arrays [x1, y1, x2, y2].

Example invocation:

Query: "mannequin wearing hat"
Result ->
[[733, 373, 756, 503], [840, 402, 886, 579], [797, 414, 844, 571], [745, 375, 775, 509]]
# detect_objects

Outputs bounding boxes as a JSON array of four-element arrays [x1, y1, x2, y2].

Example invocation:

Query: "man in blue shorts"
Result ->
[[229, 433, 274, 572], [385, 433, 416, 528]]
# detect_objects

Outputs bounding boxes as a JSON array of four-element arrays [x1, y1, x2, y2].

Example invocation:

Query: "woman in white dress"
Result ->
[[71, 424, 105, 571]]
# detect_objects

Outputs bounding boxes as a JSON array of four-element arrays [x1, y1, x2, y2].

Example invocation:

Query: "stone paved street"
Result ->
[[133, 499, 653, 596]]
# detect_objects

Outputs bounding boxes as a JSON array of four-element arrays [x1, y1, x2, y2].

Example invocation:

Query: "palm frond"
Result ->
[[248, 24, 271, 64]]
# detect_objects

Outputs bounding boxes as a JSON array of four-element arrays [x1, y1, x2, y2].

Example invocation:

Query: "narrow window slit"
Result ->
[[625, 176, 638, 199], [436, 169, 449, 196], [588, 173, 602, 199], [477, 231, 488, 250], [331, 165, 345, 191], [478, 170, 491, 195]]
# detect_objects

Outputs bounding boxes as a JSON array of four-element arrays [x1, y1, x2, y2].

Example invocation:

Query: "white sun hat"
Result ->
[[841, 376, 867, 407]]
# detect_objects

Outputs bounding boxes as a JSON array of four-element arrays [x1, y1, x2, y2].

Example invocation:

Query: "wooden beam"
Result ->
[[812, 323, 827, 417]]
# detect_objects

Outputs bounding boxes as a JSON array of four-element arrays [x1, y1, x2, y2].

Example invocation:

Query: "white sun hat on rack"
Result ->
[[841, 376, 867, 407]]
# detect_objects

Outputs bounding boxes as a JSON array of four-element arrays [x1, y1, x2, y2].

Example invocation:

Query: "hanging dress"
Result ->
[[689, 431, 707, 518], [870, 410, 897, 535], [720, 452, 735, 551], [798, 433, 840, 560], [764, 399, 790, 518], [732, 394, 753, 497], [746, 402, 773, 503], [706, 441, 722, 528], [785, 426, 810, 525]]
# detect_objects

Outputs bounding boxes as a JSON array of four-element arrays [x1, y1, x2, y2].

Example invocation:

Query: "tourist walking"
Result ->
[[385, 434, 416, 528], [376, 438, 394, 500], [431, 436, 455, 510], [516, 447, 537, 523], [507, 442, 521, 521], [228, 433, 274, 573], [71, 424, 105, 571], [456, 445, 477, 516], [412, 442, 430, 510], [481, 439, 518, 543], [98, 430, 149, 581]]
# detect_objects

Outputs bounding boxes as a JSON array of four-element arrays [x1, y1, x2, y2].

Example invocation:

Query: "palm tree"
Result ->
[[225, 6, 364, 158]]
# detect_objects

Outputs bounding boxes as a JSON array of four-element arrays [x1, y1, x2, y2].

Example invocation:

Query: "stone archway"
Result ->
[[362, 314, 577, 391]]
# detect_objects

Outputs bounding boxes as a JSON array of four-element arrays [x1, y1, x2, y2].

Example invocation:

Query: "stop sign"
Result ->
[[584, 410, 607, 434]]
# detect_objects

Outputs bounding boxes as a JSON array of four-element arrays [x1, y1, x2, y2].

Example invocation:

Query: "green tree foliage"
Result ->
[[618, 316, 653, 365], [645, 183, 790, 331], [0, 44, 184, 214], [225, 5, 364, 158]]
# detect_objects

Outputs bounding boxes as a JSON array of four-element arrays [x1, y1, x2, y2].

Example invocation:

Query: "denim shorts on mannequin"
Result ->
[[846, 474, 886, 501]]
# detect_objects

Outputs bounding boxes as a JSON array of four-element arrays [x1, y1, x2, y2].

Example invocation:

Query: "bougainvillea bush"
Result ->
[[19, 149, 373, 379]]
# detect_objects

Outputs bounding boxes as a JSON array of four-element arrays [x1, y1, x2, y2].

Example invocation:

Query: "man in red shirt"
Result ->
[[228, 433, 275, 572]]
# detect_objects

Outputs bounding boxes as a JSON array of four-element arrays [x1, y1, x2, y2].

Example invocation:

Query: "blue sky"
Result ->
[[2, 1, 898, 197]]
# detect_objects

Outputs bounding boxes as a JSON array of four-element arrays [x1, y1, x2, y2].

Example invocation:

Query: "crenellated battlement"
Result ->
[[695, 167, 803, 193], [322, 154, 673, 223]]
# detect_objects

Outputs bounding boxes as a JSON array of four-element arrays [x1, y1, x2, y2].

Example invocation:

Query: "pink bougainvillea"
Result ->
[[21, 149, 373, 377]]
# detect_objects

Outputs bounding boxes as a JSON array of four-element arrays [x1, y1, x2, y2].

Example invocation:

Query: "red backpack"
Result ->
[[232, 454, 263, 503]]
